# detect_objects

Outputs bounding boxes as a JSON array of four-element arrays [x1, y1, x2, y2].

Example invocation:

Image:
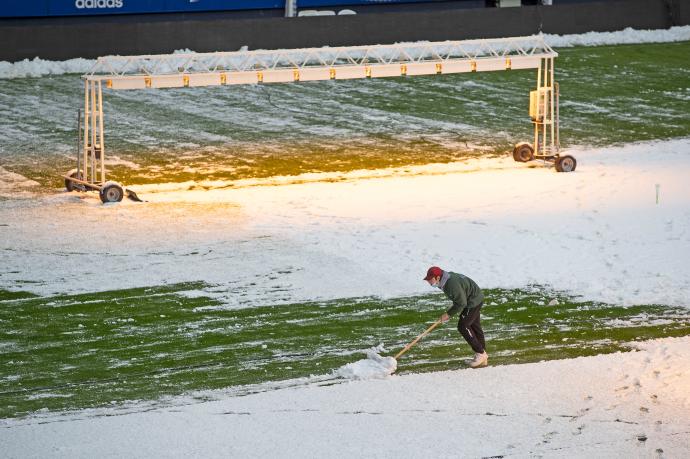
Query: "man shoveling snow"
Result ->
[[344, 266, 488, 380], [424, 266, 488, 368]]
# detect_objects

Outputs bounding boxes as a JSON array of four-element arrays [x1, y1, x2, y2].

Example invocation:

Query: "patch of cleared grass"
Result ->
[[1, 283, 688, 419]]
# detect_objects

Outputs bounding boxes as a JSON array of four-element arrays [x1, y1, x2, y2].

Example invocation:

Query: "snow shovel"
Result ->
[[394, 317, 443, 360], [358, 318, 443, 377]]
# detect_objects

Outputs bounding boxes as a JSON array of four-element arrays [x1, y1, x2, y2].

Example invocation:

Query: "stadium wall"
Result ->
[[0, 0, 687, 62]]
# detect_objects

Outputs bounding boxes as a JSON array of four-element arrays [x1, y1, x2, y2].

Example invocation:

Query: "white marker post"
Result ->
[[655, 184, 660, 204]]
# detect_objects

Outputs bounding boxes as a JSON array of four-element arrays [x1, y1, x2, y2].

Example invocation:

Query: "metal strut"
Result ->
[[81, 79, 106, 187], [83, 35, 557, 89], [530, 56, 560, 159]]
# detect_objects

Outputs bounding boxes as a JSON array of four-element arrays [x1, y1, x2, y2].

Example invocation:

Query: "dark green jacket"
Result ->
[[441, 271, 484, 316]]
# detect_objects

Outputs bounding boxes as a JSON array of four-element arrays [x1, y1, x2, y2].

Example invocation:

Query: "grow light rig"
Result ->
[[64, 35, 575, 203]]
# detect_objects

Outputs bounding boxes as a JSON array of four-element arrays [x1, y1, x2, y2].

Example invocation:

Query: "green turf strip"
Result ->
[[1, 283, 688, 419]]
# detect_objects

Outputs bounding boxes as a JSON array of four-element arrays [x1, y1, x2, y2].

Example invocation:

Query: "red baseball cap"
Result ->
[[423, 266, 443, 281]]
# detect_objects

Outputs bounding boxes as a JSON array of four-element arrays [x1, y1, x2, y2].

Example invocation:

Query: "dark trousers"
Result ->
[[457, 304, 485, 354]]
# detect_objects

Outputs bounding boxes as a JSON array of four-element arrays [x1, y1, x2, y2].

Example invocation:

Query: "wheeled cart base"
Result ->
[[63, 170, 142, 203], [512, 142, 576, 172]]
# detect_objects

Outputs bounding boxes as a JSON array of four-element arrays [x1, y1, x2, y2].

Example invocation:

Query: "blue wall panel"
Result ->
[[1, 0, 50, 17], [0, 0, 445, 18]]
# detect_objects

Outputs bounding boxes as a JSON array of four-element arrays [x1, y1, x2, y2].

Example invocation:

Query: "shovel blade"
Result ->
[[366, 351, 398, 375]]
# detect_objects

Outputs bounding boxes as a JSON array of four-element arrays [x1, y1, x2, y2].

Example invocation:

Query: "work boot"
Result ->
[[469, 351, 488, 368]]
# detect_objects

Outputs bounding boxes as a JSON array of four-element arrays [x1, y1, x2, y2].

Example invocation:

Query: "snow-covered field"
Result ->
[[3, 337, 689, 458], [1, 137, 689, 457], [1, 25, 690, 458], [2, 138, 689, 307]]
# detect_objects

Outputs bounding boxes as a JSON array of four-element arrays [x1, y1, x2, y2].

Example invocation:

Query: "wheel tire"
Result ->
[[65, 170, 83, 192], [555, 155, 577, 173], [513, 143, 534, 162], [100, 182, 124, 203]]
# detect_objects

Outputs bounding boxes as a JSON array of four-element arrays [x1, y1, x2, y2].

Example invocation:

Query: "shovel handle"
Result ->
[[394, 318, 443, 360]]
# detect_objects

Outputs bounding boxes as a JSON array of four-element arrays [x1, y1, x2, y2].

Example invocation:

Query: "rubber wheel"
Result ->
[[513, 143, 534, 162], [65, 170, 83, 192], [100, 183, 124, 203], [555, 155, 577, 172]]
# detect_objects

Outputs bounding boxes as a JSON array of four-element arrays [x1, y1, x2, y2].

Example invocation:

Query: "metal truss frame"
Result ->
[[74, 35, 563, 197]]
